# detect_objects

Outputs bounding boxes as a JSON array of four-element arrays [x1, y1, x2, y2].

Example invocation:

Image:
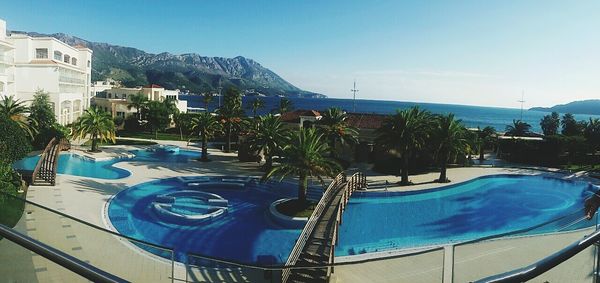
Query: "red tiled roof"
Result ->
[[280, 110, 322, 123], [346, 113, 387, 129], [143, 84, 163, 89], [280, 109, 387, 129]]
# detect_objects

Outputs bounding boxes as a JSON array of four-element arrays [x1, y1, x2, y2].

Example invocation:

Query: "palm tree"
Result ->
[[278, 97, 293, 114], [434, 114, 468, 182], [71, 107, 116, 152], [505, 120, 532, 137], [376, 107, 434, 185], [217, 88, 245, 152], [203, 92, 214, 113], [263, 128, 341, 204], [190, 112, 222, 161], [477, 126, 496, 161], [247, 114, 290, 171], [127, 93, 148, 119], [250, 98, 265, 118], [0, 96, 36, 138], [319, 107, 359, 158]]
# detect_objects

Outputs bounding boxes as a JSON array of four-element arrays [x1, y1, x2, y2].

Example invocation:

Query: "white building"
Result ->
[[92, 84, 187, 119], [0, 19, 93, 125]]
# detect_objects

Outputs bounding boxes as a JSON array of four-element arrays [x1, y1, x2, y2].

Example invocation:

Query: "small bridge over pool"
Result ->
[[30, 137, 70, 186], [282, 171, 367, 283]]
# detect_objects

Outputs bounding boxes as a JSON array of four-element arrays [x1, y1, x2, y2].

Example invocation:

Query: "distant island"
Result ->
[[530, 100, 600, 116], [11, 31, 326, 98]]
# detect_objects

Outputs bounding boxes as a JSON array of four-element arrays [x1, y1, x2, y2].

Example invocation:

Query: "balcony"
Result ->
[[0, 54, 14, 65], [59, 76, 86, 85]]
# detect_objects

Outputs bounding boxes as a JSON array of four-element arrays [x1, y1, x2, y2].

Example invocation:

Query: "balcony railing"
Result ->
[[59, 76, 86, 85], [0, 54, 14, 64], [0, 186, 598, 283]]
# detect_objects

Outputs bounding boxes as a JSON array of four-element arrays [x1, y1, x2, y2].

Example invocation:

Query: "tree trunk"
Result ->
[[298, 173, 308, 204], [479, 147, 485, 161], [225, 124, 232, 153], [400, 154, 409, 185], [265, 154, 273, 172], [154, 129, 158, 140], [330, 136, 337, 158], [179, 126, 183, 141], [91, 133, 98, 152], [201, 134, 208, 161], [439, 159, 448, 183]]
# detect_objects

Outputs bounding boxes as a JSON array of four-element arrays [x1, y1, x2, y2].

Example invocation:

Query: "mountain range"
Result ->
[[12, 31, 325, 98], [530, 100, 600, 116]]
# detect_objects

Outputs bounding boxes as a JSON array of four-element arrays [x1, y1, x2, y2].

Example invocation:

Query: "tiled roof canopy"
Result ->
[[143, 84, 163, 89], [280, 109, 387, 129]]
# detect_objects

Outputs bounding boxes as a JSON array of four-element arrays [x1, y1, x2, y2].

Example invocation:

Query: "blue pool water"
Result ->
[[336, 175, 594, 256], [107, 177, 307, 264], [13, 148, 200, 179], [107, 174, 595, 263]]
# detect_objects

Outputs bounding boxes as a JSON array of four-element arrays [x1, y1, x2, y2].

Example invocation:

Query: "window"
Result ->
[[108, 93, 112, 98], [35, 48, 48, 59], [122, 94, 127, 99], [87, 60, 90, 67], [117, 112, 125, 117], [63, 54, 70, 64], [71, 58, 77, 66], [53, 51, 62, 61], [0, 82, 4, 92]]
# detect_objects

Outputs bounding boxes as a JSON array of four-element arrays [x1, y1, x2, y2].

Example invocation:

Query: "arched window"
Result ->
[[53, 51, 62, 61], [63, 54, 70, 64], [71, 58, 77, 66]]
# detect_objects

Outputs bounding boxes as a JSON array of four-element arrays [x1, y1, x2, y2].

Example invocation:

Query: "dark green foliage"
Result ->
[[498, 135, 591, 165], [277, 98, 294, 114], [540, 112, 560, 136], [144, 101, 171, 139], [113, 116, 125, 127], [32, 125, 68, 150], [376, 107, 435, 185], [584, 118, 600, 151], [561, 113, 584, 136], [29, 90, 56, 130], [124, 115, 143, 132], [0, 114, 32, 163], [505, 120, 532, 137], [217, 87, 246, 152]]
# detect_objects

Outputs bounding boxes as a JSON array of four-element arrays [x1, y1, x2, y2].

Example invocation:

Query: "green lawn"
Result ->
[[276, 199, 316, 218], [83, 138, 158, 147], [562, 164, 600, 172], [117, 131, 186, 141]]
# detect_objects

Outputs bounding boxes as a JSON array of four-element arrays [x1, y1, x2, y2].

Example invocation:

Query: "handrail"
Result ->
[[281, 172, 346, 282], [31, 137, 56, 184], [0, 224, 127, 283], [474, 227, 600, 283]]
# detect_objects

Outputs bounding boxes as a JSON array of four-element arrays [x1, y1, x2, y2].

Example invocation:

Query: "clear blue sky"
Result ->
[[2, 0, 599, 108]]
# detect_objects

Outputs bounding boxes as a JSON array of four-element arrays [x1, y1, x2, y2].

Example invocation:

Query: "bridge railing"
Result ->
[[281, 172, 347, 282]]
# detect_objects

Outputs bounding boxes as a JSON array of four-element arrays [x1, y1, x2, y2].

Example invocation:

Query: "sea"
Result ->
[[179, 95, 600, 133]]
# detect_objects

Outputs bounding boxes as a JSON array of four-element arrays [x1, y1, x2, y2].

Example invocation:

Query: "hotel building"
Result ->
[[92, 84, 188, 119], [0, 19, 93, 125]]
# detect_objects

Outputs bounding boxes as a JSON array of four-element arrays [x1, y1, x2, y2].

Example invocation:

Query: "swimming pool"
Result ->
[[12, 147, 201, 179], [106, 176, 316, 264], [107, 174, 594, 264], [336, 174, 594, 256]]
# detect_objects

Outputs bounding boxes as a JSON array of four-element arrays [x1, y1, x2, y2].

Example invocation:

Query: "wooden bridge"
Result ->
[[283, 171, 367, 283], [31, 137, 70, 186]]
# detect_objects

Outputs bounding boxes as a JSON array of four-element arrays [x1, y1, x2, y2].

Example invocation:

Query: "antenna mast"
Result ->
[[351, 80, 359, 112], [518, 90, 525, 121]]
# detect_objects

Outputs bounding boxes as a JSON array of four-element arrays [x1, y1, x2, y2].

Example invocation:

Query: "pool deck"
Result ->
[[2, 140, 599, 283]]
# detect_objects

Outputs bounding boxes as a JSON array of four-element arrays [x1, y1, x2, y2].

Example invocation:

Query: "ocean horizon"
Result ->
[[180, 95, 600, 133]]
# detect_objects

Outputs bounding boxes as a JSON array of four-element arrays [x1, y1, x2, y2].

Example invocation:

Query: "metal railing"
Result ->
[[281, 172, 347, 282], [0, 224, 127, 283], [475, 227, 600, 283], [1, 177, 598, 283]]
